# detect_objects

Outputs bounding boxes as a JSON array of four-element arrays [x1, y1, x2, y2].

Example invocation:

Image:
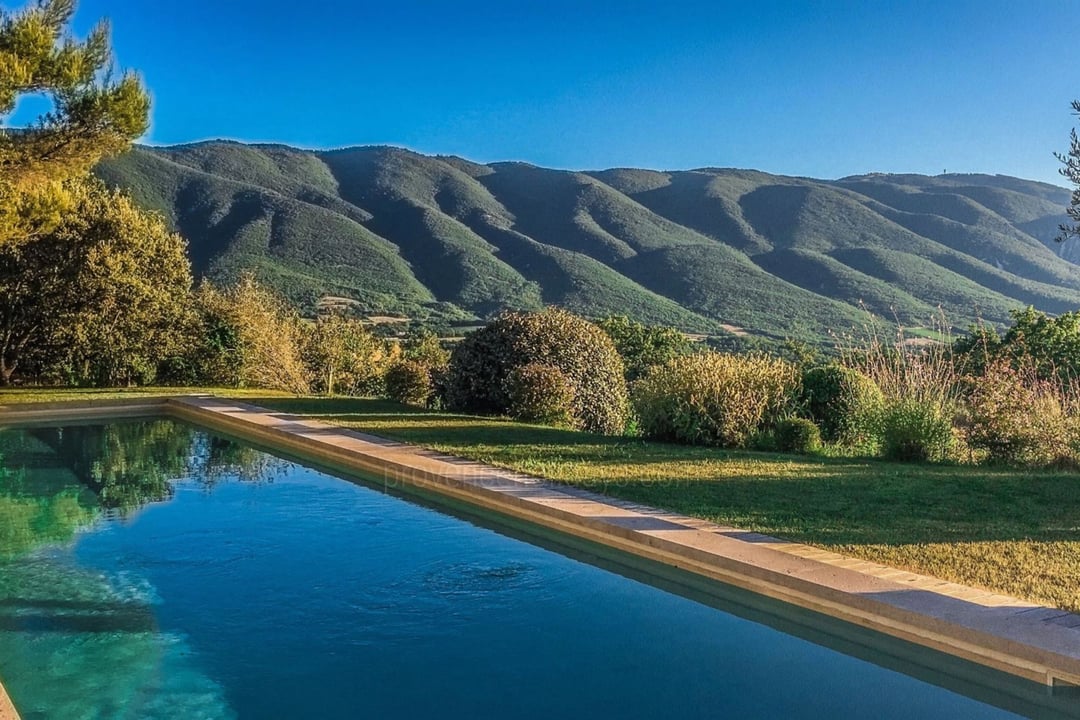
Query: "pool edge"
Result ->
[[0, 678, 16, 720], [0, 396, 166, 426], [3, 394, 1079, 704]]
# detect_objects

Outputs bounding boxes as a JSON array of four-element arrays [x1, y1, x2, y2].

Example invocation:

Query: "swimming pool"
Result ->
[[0, 419, 1066, 718]]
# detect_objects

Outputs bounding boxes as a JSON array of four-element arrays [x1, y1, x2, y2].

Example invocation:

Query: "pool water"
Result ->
[[0, 420, 1037, 718]]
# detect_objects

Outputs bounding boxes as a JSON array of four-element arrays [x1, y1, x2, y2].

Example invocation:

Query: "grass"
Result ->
[[3, 389, 1078, 612]]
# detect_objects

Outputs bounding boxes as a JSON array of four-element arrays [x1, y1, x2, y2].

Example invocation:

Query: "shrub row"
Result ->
[[23, 268, 1079, 469], [621, 342, 1080, 468], [429, 309, 1080, 468]]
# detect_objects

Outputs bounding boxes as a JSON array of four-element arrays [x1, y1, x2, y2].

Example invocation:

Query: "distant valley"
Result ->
[[97, 141, 1079, 341]]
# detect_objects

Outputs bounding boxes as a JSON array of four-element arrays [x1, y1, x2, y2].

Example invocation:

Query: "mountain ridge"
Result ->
[[96, 141, 1079, 341]]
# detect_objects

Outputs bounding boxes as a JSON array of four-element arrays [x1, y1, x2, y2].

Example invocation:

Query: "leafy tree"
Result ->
[[1057, 99, 1080, 242], [951, 320, 1002, 377], [780, 338, 819, 368], [402, 327, 450, 369], [195, 274, 310, 393], [0, 0, 149, 246], [1001, 308, 1080, 379], [303, 312, 350, 395], [953, 307, 1080, 381], [0, 177, 191, 385], [596, 315, 692, 382], [302, 312, 399, 395]]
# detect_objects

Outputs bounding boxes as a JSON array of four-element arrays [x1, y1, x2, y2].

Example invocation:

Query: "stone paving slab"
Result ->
[[0, 684, 16, 720], [2, 394, 1080, 711]]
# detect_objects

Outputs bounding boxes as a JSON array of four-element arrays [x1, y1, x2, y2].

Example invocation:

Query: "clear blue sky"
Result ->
[[15, 0, 1079, 185]]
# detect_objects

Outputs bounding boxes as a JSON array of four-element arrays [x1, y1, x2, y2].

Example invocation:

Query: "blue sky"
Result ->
[[13, 0, 1078, 185]]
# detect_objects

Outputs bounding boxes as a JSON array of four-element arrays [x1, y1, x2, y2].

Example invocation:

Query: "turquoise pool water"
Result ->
[[0, 420, 1052, 718]]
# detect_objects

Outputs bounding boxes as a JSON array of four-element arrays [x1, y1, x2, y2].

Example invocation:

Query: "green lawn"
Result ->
[[3, 390, 1078, 612]]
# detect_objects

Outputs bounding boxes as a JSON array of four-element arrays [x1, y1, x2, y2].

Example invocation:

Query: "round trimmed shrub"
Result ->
[[504, 363, 576, 426], [880, 398, 954, 462], [774, 418, 822, 454], [632, 352, 798, 447], [799, 364, 883, 445], [385, 360, 433, 407], [444, 308, 629, 434]]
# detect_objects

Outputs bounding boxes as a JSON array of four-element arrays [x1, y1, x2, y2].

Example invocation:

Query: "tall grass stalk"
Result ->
[[837, 314, 961, 461], [840, 314, 960, 407]]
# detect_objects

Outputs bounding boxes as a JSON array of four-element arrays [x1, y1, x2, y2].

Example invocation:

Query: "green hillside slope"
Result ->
[[96, 143, 1080, 341]]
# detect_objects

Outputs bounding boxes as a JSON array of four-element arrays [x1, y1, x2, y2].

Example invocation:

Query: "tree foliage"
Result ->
[[0, 177, 190, 385], [954, 307, 1080, 380], [0, 0, 149, 246], [1057, 99, 1080, 242], [799, 364, 883, 445], [503, 362, 576, 427], [401, 327, 450, 369], [302, 313, 399, 396], [194, 274, 310, 394], [596, 315, 692, 381], [961, 359, 1074, 466], [385, 359, 434, 407]]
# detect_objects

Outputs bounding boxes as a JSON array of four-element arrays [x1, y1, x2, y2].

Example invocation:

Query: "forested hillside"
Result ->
[[97, 142, 1079, 340]]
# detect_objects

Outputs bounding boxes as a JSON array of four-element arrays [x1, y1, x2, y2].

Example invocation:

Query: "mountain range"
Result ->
[[96, 141, 1079, 342]]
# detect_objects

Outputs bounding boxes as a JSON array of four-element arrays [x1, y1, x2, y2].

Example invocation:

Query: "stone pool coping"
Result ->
[[0, 685, 15, 720], [2, 394, 1080, 709]]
